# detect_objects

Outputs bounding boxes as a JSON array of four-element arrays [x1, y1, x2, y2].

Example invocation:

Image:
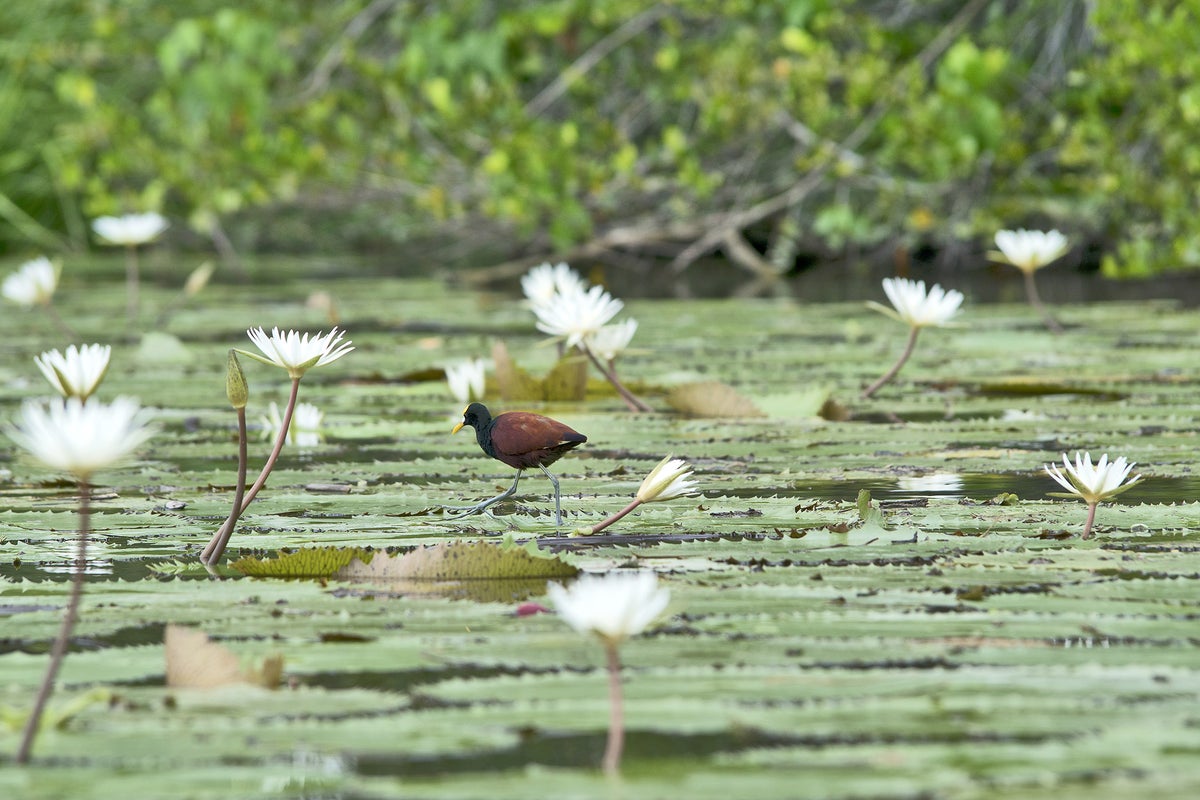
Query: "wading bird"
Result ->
[[449, 402, 586, 525]]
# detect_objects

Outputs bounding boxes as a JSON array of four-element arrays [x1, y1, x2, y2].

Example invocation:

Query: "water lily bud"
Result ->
[[636, 455, 700, 503], [184, 262, 215, 296], [226, 350, 248, 409], [34, 343, 111, 401]]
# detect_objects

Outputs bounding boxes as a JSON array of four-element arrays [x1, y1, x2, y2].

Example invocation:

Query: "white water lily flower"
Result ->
[[8, 397, 155, 478], [896, 472, 964, 494], [993, 229, 1069, 274], [546, 571, 670, 646], [637, 455, 700, 503], [534, 284, 624, 348], [1045, 451, 1143, 506], [262, 401, 323, 447], [241, 327, 354, 379], [92, 212, 169, 246], [585, 319, 639, 362], [445, 358, 486, 403], [869, 278, 964, 328], [522, 262, 588, 309], [2, 257, 59, 307], [34, 344, 112, 401]]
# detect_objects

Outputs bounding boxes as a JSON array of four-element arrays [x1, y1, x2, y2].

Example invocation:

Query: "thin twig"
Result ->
[[296, 0, 398, 102], [668, 0, 991, 273], [526, 6, 670, 117], [721, 229, 782, 277]]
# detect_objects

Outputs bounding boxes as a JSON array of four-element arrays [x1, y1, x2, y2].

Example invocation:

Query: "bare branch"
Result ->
[[720, 229, 779, 277], [296, 0, 398, 102], [668, 0, 991, 273], [525, 5, 670, 118]]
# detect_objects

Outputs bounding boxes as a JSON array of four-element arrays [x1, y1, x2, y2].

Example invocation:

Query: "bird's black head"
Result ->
[[452, 402, 492, 435], [452, 402, 496, 456]]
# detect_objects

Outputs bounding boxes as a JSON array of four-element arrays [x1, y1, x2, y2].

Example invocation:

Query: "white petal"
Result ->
[[547, 571, 670, 644], [8, 397, 155, 477]]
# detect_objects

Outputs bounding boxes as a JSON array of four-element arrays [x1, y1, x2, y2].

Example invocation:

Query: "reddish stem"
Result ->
[[43, 303, 80, 341], [580, 344, 652, 412], [200, 378, 299, 563], [1023, 270, 1063, 334], [862, 325, 920, 399], [1081, 502, 1098, 540], [589, 498, 643, 535], [125, 246, 140, 325], [236, 378, 301, 514], [200, 407, 249, 565], [17, 480, 92, 764], [601, 642, 625, 775]]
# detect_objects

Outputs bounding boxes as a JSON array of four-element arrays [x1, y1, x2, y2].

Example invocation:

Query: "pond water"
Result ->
[[795, 472, 1194, 504], [2, 260, 1198, 799], [459, 254, 1200, 305]]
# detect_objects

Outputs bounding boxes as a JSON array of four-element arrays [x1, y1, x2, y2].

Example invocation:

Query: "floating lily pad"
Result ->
[[1, 266, 1198, 798]]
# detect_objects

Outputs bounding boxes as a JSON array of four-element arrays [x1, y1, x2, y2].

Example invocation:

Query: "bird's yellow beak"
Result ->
[[451, 420, 465, 435]]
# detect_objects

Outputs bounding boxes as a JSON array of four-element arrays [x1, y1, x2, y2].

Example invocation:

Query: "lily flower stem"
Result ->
[[580, 344, 652, 413], [201, 407, 249, 566], [1023, 271, 1063, 335], [589, 498, 644, 536], [601, 642, 625, 776], [124, 246, 140, 325], [154, 294, 185, 331], [1082, 502, 1098, 540], [237, 378, 300, 515], [200, 378, 299, 564], [43, 303, 79, 342], [17, 481, 91, 764], [862, 325, 920, 399]]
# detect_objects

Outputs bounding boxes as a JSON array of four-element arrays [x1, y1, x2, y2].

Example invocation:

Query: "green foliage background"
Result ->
[[1, 0, 1197, 275]]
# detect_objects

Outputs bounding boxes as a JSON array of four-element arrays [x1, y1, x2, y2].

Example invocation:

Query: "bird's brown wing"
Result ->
[[490, 413, 586, 458]]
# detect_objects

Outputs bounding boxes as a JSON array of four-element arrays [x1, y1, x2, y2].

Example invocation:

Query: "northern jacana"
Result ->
[[450, 402, 587, 524]]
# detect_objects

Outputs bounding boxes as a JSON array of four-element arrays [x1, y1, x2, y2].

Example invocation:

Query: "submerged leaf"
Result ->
[[666, 380, 766, 418], [754, 386, 836, 419], [491, 340, 543, 401], [136, 331, 194, 364], [229, 546, 375, 578], [856, 488, 889, 531], [492, 340, 588, 401], [977, 377, 1126, 398], [856, 488, 873, 521], [542, 352, 588, 401], [336, 540, 578, 582], [164, 625, 283, 689]]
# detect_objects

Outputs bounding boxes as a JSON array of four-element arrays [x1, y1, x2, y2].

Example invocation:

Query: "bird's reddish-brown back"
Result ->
[[489, 411, 587, 469]]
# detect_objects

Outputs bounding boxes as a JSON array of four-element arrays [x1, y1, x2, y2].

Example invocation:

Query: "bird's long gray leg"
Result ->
[[538, 464, 562, 526], [444, 470, 523, 519]]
